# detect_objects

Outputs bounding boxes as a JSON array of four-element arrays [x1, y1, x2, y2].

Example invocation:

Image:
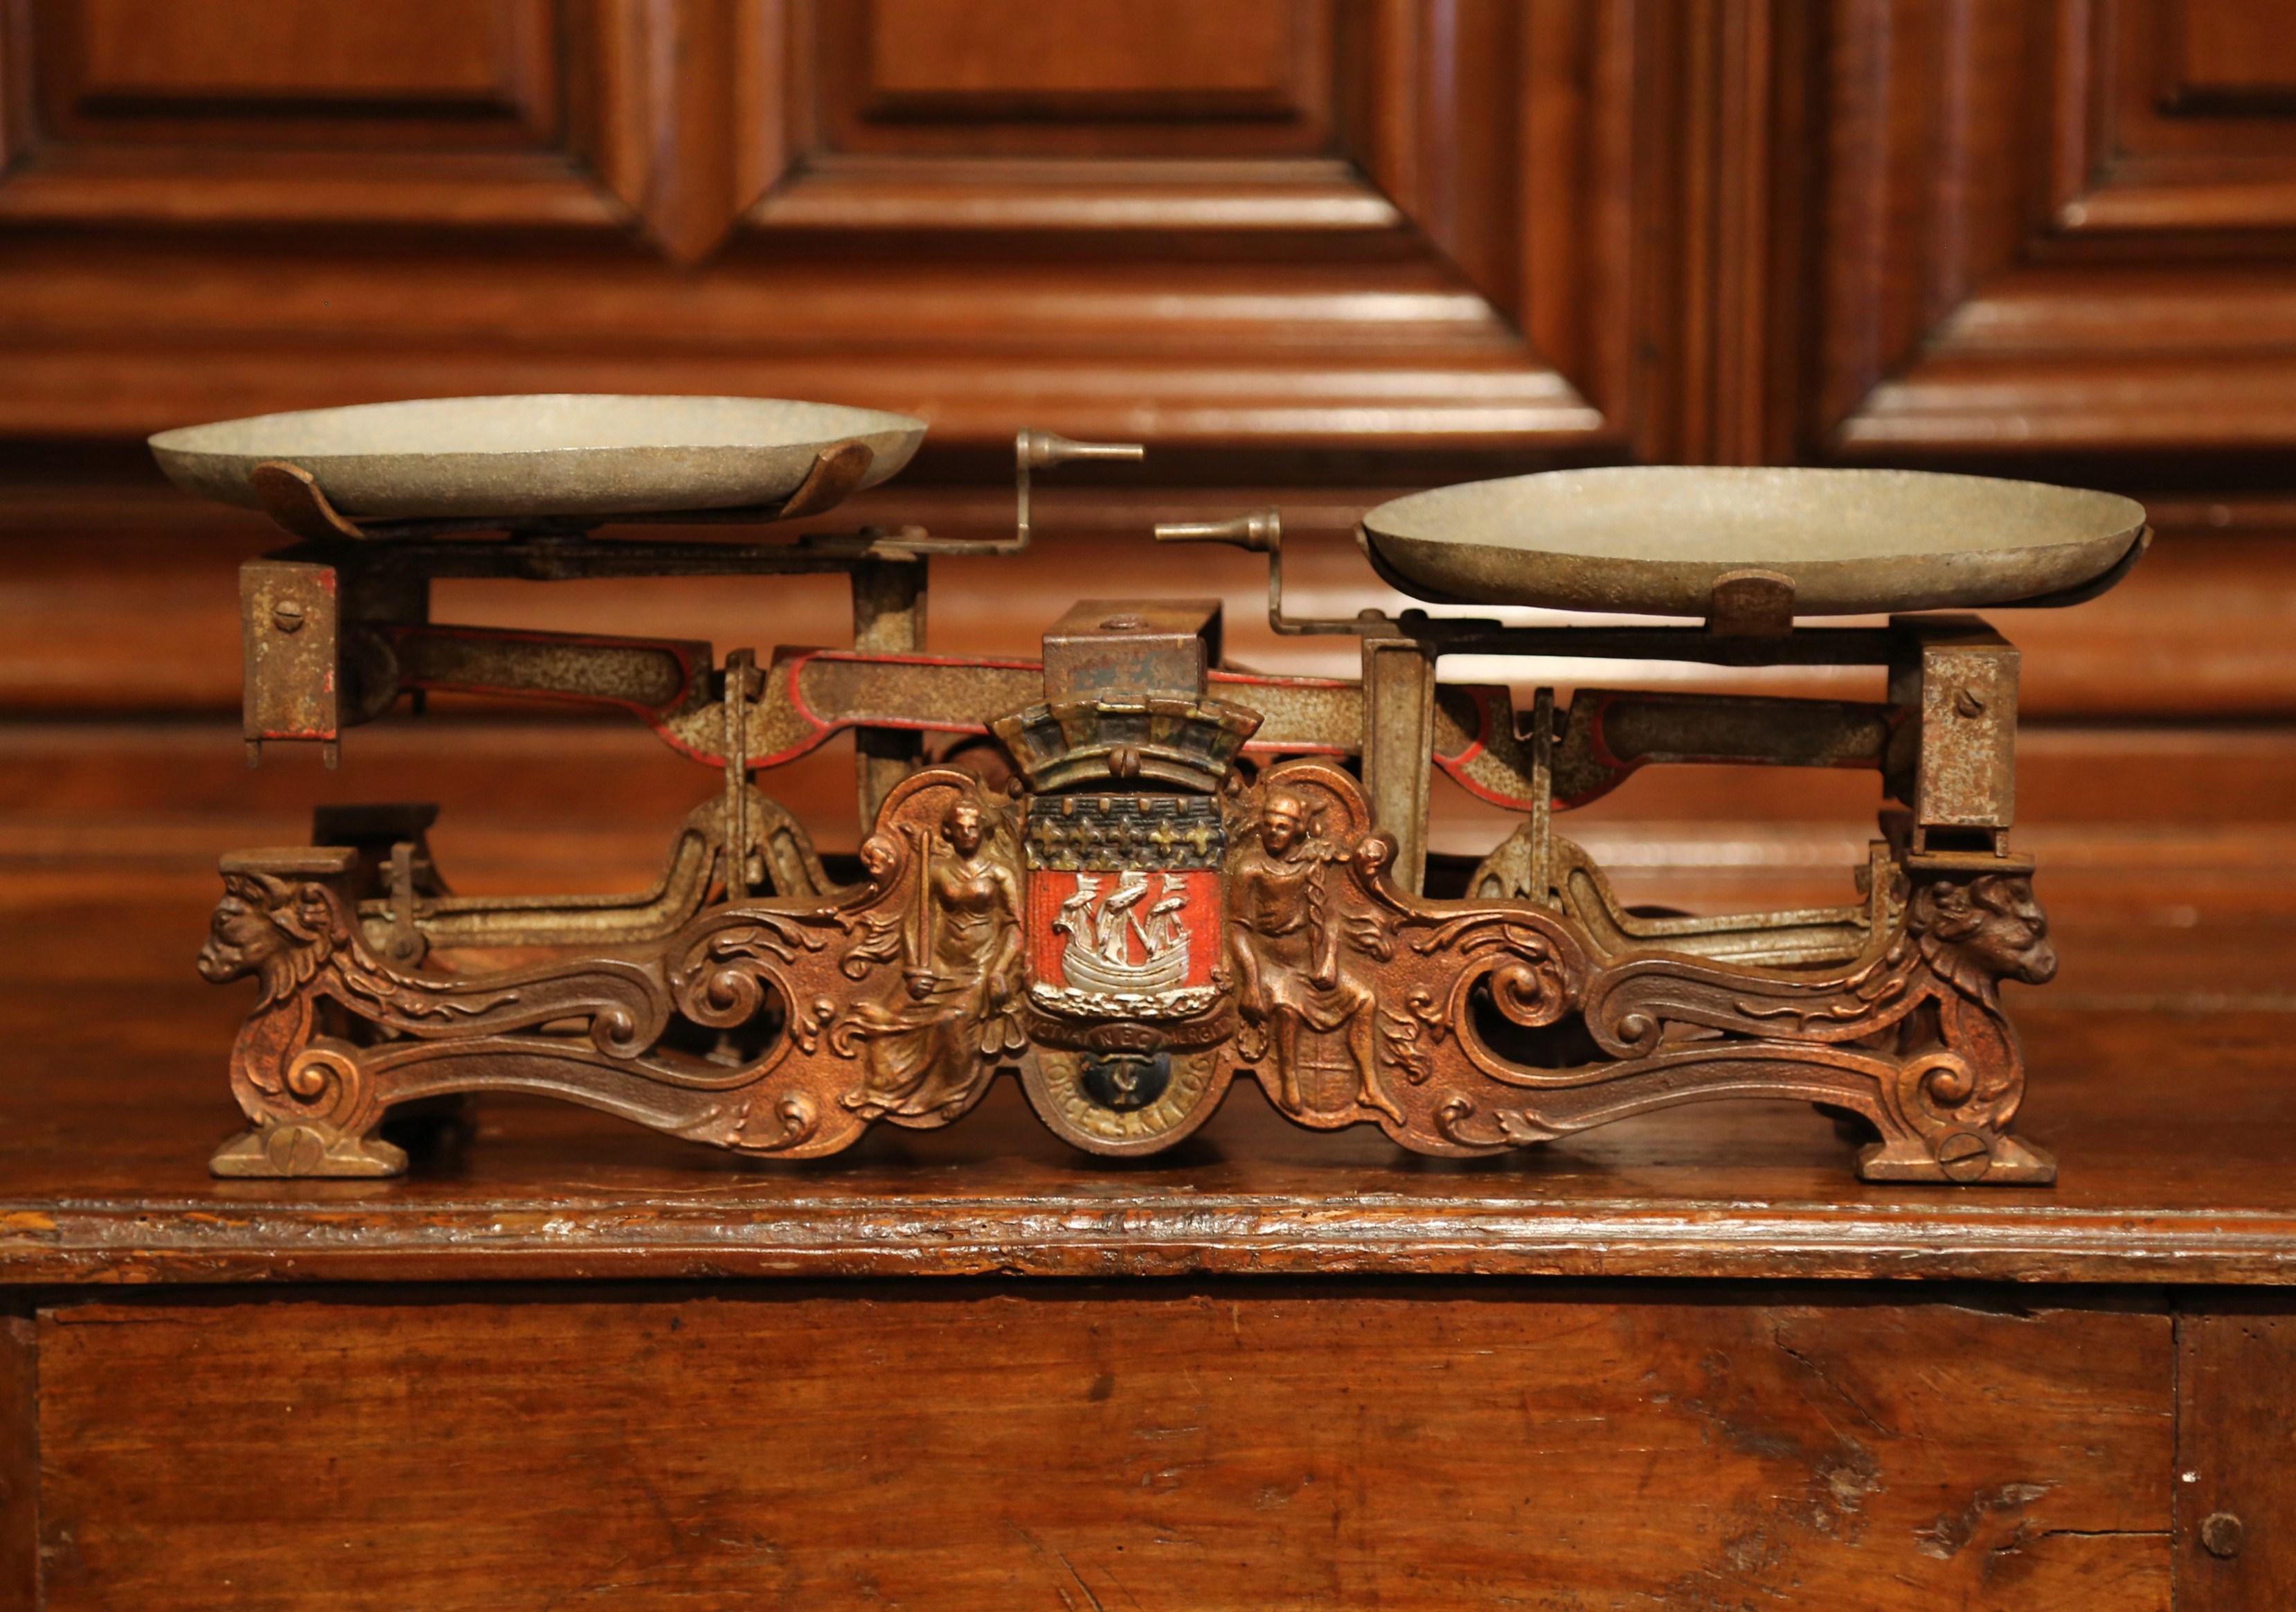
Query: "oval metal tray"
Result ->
[[1359, 467, 2148, 616], [149, 395, 927, 523]]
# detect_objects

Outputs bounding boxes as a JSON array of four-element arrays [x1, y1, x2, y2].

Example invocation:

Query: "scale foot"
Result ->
[[211, 1122, 408, 1179], [1856, 1131, 2055, 1186]]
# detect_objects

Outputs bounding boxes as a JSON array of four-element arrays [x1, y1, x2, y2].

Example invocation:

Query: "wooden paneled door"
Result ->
[[8, 0, 2296, 466], [0, 0, 1708, 462]]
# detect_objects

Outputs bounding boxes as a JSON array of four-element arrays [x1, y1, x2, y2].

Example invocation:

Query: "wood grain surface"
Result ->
[[5, 6, 2296, 1608], [2176, 1305, 2296, 1610], [3, 846, 2296, 1287], [10, 0, 2296, 465], [0, 0, 1680, 449], [33, 1287, 2171, 1611], [0, 1305, 33, 1612]]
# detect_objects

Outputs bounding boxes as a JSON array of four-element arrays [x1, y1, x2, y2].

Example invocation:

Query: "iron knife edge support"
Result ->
[[168, 398, 2149, 1184]]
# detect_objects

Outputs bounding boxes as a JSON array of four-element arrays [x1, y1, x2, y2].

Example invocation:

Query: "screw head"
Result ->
[[1099, 614, 1147, 632], [2202, 1511, 2245, 1559], [272, 600, 306, 634], [1953, 687, 1985, 718], [1935, 1129, 1992, 1181], [264, 1125, 325, 1174]]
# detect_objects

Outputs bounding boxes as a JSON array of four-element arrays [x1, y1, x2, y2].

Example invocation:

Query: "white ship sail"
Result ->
[[1055, 871, 1192, 995]]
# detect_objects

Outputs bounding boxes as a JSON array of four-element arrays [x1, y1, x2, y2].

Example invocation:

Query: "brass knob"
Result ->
[[1016, 430, 1144, 469], [1154, 510, 1282, 554]]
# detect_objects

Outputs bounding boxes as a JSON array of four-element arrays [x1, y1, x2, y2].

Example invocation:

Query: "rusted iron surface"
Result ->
[[199, 755, 2058, 1184], [1040, 598, 1220, 703], [170, 420, 2140, 1183], [246, 459, 366, 541], [850, 555, 927, 832], [1358, 634, 1437, 892], [1892, 617, 2020, 851], [237, 559, 340, 767]]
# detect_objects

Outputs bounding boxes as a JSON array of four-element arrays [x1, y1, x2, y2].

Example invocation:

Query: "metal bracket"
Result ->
[[1014, 429, 1145, 552], [239, 559, 342, 767], [243, 440, 881, 544], [1154, 508, 1391, 636], [1360, 635, 1438, 893], [1887, 616, 2020, 856], [249, 460, 369, 542], [721, 649, 764, 895], [1705, 569, 1797, 638]]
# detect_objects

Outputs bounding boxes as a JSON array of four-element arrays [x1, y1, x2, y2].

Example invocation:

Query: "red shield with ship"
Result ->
[[1022, 795, 1223, 1021]]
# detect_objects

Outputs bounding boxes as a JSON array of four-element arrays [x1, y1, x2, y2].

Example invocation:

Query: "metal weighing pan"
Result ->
[[149, 395, 927, 523], [1358, 466, 2149, 617]]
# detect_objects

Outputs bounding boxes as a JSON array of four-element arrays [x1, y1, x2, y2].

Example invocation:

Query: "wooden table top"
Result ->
[[8, 852, 2296, 1290]]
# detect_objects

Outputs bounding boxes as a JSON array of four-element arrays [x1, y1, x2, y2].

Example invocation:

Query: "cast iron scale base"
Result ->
[[155, 397, 2148, 1183]]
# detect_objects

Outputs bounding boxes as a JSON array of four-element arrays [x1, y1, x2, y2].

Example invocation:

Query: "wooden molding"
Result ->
[[746, 154, 1403, 233], [2052, 0, 2296, 232], [838, 0, 1327, 134], [46, 0, 557, 131], [0, 0, 613, 225], [0, 0, 786, 259], [742, 0, 1674, 451], [22, 0, 2296, 460], [0, 0, 1699, 458], [576, 0, 789, 265], [1807, 0, 2296, 456]]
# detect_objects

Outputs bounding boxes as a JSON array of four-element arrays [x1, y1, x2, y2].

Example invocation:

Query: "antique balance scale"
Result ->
[[154, 396, 2147, 1183]]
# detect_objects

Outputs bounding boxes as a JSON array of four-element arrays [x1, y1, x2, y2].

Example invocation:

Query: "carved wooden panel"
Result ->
[[740, 0, 1669, 450], [0, 0, 773, 256], [2175, 0, 2296, 107], [44, 0, 554, 145], [845, 0, 1322, 136], [762, 0, 1360, 224], [0, 0, 604, 222], [1810, 0, 2296, 455], [0, 0, 1684, 459], [2052, 0, 2296, 233]]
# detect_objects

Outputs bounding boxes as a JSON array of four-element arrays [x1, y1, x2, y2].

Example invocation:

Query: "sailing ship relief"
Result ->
[[1023, 794, 1223, 1019]]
